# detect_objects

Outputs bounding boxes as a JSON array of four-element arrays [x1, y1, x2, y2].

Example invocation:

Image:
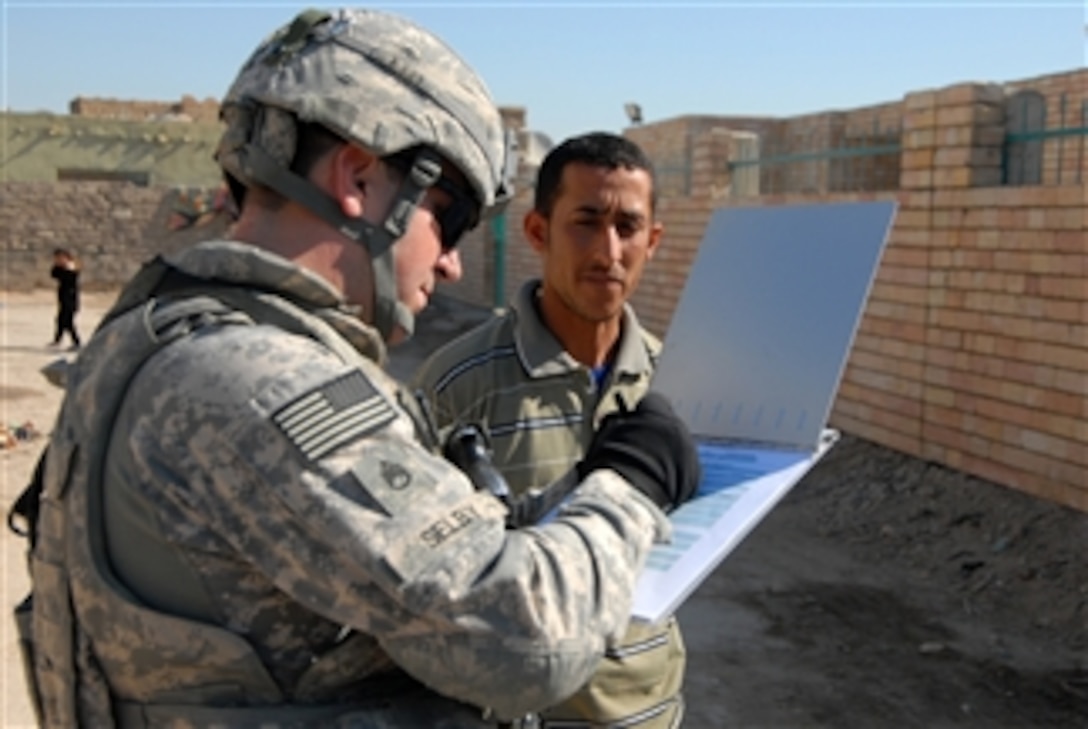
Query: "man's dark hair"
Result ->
[[533, 132, 657, 217]]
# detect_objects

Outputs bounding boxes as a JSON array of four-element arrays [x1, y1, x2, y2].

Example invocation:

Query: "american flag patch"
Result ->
[[273, 371, 396, 461]]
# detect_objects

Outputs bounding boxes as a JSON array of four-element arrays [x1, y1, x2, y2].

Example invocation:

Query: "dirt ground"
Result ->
[[2, 288, 1086, 728]]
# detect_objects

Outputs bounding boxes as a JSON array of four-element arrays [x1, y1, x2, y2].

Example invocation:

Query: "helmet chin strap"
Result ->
[[244, 144, 443, 342]]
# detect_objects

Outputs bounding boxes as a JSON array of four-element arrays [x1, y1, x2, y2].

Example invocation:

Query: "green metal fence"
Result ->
[[644, 88, 1086, 198], [1002, 91, 1087, 186], [727, 121, 901, 196]]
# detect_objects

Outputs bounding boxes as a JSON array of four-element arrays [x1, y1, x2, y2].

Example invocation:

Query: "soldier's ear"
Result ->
[[524, 208, 549, 254], [328, 144, 379, 219]]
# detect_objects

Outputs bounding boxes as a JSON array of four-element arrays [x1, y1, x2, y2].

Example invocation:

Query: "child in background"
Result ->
[[50, 248, 81, 350]]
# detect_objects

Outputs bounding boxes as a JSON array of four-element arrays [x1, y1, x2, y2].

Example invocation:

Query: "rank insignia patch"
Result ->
[[273, 371, 396, 460]]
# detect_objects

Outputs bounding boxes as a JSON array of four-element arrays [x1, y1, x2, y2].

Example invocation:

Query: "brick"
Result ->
[[900, 169, 933, 189], [992, 251, 1033, 272], [972, 125, 1007, 147], [1035, 388, 1085, 419], [926, 254, 953, 270], [1009, 185, 1083, 208], [897, 190, 933, 209], [1046, 277, 1088, 300], [925, 328, 962, 349], [993, 444, 1083, 489], [961, 208, 1001, 229], [889, 229, 932, 246], [925, 403, 966, 430], [919, 421, 974, 458], [934, 146, 1003, 168], [904, 90, 938, 111], [1046, 207, 1084, 230], [975, 395, 1085, 441], [883, 246, 929, 267], [840, 375, 923, 411], [833, 411, 923, 454], [932, 168, 975, 188], [903, 107, 937, 131], [937, 126, 969, 147], [874, 283, 929, 308], [931, 188, 970, 209], [968, 168, 1003, 187], [1037, 342, 1088, 372], [901, 149, 935, 170], [1044, 299, 1083, 323], [923, 386, 957, 407], [902, 129, 937, 149], [1054, 231, 1087, 252], [931, 209, 964, 228], [1053, 254, 1086, 276], [936, 82, 1005, 106], [936, 105, 976, 127]]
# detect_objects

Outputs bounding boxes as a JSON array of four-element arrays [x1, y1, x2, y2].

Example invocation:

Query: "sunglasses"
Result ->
[[431, 175, 479, 251], [384, 150, 480, 252]]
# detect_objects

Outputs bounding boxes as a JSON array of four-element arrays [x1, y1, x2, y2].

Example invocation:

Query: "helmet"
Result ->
[[215, 7, 517, 340]]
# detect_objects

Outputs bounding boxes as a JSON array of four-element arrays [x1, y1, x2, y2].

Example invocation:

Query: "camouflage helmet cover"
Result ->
[[216, 7, 515, 215]]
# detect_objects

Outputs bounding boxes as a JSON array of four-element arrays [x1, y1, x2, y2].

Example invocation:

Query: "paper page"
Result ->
[[630, 431, 838, 624]]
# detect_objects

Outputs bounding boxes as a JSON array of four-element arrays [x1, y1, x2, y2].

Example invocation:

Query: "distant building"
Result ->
[[1, 97, 534, 188]]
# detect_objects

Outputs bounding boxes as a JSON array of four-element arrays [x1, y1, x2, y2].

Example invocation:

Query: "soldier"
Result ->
[[12, 7, 702, 728], [413, 132, 688, 727]]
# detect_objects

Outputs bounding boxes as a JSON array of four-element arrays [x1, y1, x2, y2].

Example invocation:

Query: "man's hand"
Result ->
[[577, 393, 702, 512]]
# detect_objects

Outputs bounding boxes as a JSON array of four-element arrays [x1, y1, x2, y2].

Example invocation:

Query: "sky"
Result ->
[[1, 1, 1085, 144]]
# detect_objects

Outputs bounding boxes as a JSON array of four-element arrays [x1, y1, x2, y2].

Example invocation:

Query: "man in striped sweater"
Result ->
[[413, 132, 685, 728]]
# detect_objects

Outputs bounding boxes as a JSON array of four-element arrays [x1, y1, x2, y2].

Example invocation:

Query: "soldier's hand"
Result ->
[[576, 393, 702, 512]]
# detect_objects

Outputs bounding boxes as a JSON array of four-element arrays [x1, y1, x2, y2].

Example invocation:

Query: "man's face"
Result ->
[[526, 162, 662, 324]]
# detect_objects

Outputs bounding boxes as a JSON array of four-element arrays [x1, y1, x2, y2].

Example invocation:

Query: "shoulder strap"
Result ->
[[7, 451, 46, 547]]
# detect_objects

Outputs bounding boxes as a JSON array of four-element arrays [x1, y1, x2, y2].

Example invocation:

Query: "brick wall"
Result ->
[[625, 115, 777, 196], [70, 94, 221, 123], [1, 181, 232, 290], [920, 185, 1085, 506], [770, 101, 904, 194]]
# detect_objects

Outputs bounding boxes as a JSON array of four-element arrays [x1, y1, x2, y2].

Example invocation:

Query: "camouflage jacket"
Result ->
[[28, 240, 671, 727]]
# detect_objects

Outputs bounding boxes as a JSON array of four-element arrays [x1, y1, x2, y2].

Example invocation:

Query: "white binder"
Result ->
[[632, 200, 897, 623]]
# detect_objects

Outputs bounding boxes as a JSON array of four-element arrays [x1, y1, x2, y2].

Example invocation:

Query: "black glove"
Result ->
[[576, 392, 702, 512]]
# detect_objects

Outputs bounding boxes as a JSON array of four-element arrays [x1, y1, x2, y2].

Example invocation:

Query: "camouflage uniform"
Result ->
[[24, 241, 673, 727], [413, 280, 687, 728]]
